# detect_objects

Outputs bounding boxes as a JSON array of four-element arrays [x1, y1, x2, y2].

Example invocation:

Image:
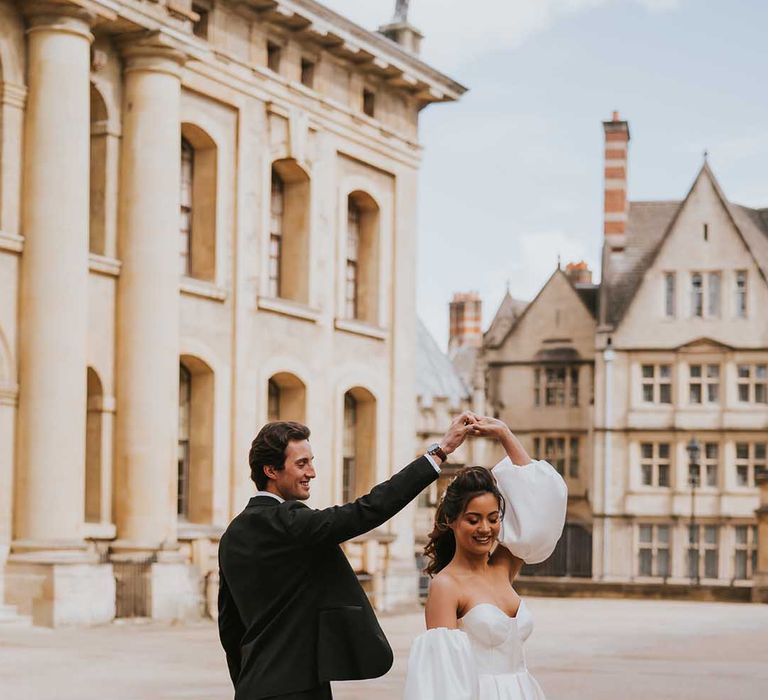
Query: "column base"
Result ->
[[5, 552, 115, 627], [379, 556, 420, 612], [150, 558, 202, 621]]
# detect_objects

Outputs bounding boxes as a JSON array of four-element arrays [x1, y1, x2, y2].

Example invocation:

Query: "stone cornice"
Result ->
[[118, 29, 188, 75]]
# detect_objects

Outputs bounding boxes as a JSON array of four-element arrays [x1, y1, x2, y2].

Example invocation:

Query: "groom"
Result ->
[[218, 414, 474, 699]]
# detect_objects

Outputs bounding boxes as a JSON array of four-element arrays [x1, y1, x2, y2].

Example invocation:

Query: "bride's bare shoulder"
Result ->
[[425, 569, 461, 628]]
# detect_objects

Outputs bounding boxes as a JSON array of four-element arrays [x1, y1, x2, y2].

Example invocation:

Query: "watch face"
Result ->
[[428, 443, 440, 453]]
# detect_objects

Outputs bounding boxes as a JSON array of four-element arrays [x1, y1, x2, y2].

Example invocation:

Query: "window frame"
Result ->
[[637, 523, 671, 578]]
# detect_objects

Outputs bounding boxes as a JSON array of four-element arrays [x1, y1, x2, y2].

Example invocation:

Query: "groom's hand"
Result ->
[[438, 411, 478, 456], [467, 415, 512, 440]]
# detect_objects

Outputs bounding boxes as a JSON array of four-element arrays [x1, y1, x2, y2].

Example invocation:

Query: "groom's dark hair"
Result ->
[[249, 421, 311, 490]]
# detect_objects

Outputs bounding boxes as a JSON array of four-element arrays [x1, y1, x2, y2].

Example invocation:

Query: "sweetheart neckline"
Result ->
[[459, 599, 524, 622]]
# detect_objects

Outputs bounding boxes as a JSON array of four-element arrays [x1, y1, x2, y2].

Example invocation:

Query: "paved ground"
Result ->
[[1, 597, 767, 699]]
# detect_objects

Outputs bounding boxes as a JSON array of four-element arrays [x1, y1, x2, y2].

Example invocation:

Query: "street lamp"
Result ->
[[686, 437, 701, 585]]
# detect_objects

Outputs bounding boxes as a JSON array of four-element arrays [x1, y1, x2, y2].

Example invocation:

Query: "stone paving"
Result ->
[[1, 597, 767, 699]]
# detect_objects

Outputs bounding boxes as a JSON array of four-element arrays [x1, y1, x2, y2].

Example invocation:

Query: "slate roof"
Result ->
[[601, 162, 768, 328], [416, 318, 470, 407], [483, 291, 528, 349]]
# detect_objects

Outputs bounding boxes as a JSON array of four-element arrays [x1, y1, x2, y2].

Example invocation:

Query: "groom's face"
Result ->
[[272, 439, 316, 501]]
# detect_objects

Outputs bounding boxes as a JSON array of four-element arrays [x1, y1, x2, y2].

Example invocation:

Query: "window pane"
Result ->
[[641, 443, 654, 459], [735, 525, 747, 545], [658, 464, 670, 487], [737, 365, 750, 378], [642, 365, 654, 378], [687, 549, 698, 578], [660, 365, 672, 378], [639, 549, 652, 576], [659, 384, 672, 404], [707, 272, 721, 316], [657, 549, 670, 577], [641, 464, 653, 486], [688, 524, 699, 543], [735, 550, 747, 580], [705, 443, 718, 460], [657, 525, 670, 543], [643, 385, 654, 402], [704, 525, 717, 544], [658, 443, 670, 460], [706, 464, 717, 487], [689, 384, 702, 404], [638, 525, 652, 543], [756, 443, 767, 460], [738, 384, 750, 402], [736, 443, 749, 460], [707, 383, 719, 403], [704, 549, 718, 578], [757, 365, 767, 379], [707, 364, 719, 378], [736, 465, 749, 486], [690, 364, 702, 378], [756, 384, 767, 404]]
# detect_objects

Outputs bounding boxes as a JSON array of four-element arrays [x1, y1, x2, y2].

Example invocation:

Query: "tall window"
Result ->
[[533, 436, 580, 477], [707, 272, 721, 317], [300, 57, 315, 88], [691, 273, 703, 317], [342, 393, 357, 503], [267, 41, 281, 73], [737, 364, 767, 404], [268, 379, 280, 422], [534, 366, 579, 407], [735, 441, 766, 488], [641, 364, 672, 404], [269, 170, 284, 297], [192, 3, 209, 38], [735, 271, 747, 317], [640, 442, 671, 488], [664, 272, 676, 317], [688, 525, 719, 579], [345, 200, 360, 319], [638, 524, 670, 578], [702, 442, 719, 487], [688, 363, 719, 404], [362, 88, 375, 117], [180, 138, 194, 276], [734, 525, 758, 580], [178, 365, 192, 519]]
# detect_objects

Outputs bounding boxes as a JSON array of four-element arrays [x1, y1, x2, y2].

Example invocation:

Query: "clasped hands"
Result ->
[[438, 411, 512, 456]]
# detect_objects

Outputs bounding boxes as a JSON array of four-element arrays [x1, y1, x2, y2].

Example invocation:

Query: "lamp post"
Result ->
[[687, 437, 701, 585]]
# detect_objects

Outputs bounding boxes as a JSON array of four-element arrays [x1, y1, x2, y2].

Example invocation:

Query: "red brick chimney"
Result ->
[[602, 111, 630, 249], [449, 292, 482, 352], [565, 261, 592, 285]]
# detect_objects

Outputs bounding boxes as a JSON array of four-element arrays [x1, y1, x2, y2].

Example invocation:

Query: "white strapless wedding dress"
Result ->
[[403, 459, 567, 700]]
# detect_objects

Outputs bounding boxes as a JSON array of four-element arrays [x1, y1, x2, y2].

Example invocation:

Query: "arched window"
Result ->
[[89, 84, 109, 255], [342, 388, 376, 501], [179, 138, 194, 276], [85, 367, 103, 523], [345, 192, 380, 324], [266, 373, 307, 423], [180, 125, 218, 281], [268, 159, 311, 303], [178, 364, 192, 518], [178, 357, 215, 524]]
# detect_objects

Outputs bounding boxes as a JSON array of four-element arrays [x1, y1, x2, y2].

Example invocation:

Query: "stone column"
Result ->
[[113, 33, 198, 620], [7, 3, 114, 626], [753, 469, 768, 603]]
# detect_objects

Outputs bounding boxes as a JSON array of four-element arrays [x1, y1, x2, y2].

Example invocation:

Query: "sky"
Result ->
[[321, 0, 768, 349]]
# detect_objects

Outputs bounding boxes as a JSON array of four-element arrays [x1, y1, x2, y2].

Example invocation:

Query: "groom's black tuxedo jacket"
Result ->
[[218, 455, 438, 699]]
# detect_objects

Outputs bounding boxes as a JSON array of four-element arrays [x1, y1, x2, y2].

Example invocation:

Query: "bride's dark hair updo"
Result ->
[[423, 466, 505, 577]]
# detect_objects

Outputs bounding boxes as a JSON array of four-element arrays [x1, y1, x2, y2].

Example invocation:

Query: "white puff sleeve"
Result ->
[[493, 457, 567, 564], [403, 628, 478, 700]]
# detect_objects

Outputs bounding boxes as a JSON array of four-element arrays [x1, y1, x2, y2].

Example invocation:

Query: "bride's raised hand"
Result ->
[[467, 415, 512, 441]]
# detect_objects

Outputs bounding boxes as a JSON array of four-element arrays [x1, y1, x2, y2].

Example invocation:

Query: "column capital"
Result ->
[[22, 1, 99, 42], [118, 31, 188, 79]]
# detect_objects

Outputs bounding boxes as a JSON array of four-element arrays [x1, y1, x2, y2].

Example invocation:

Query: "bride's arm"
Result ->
[[424, 573, 460, 629]]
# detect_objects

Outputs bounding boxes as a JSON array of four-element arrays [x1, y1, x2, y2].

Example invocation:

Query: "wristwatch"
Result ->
[[427, 443, 447, 462]]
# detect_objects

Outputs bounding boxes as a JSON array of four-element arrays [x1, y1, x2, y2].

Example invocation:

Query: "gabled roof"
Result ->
[[600, 162, 768, 328], [416, 318, 470, 406], [483, 291, 528, 348], [486, 268, 598, 350]]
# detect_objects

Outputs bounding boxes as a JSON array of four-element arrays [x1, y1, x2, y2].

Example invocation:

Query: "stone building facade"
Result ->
[[0, 0, 463, 625], [474, 114, 767, 588]]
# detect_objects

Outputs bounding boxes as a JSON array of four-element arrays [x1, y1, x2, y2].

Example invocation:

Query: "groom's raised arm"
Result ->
[[278, 412, 474, 546], [277, 455, 438, 545]]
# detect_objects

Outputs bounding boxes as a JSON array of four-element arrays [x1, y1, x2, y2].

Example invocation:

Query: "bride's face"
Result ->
[[450, 492, 501, 556]]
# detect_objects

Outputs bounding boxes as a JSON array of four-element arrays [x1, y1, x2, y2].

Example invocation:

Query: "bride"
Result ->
[[403, 415, 567, 700]]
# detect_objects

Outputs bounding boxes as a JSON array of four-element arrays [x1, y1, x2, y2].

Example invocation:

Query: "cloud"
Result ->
[[321, 0, 683, 70]]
